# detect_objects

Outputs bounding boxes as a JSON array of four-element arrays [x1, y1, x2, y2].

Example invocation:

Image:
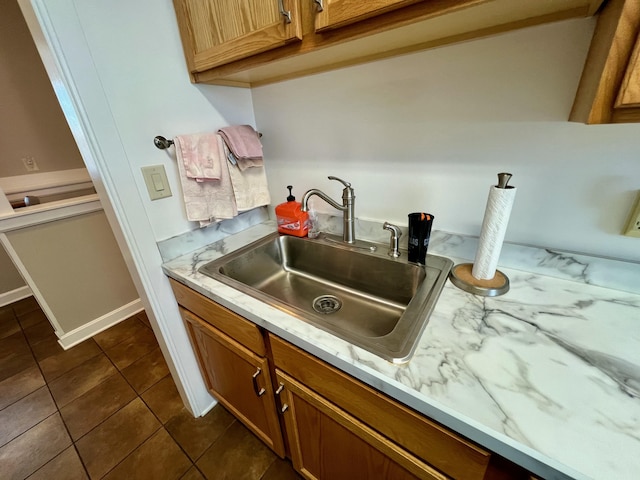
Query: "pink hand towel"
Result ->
[[175, 133, 222, 182], [222, 142, 271, 212], [175, 133, 237, 227], [218, 125, 263, 171]]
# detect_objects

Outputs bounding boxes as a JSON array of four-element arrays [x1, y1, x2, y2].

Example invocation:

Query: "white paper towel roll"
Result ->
[[472, 186, 516, 280]]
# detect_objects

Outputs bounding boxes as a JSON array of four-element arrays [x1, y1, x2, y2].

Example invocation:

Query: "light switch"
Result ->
[[141, 165, 172, 201], [151, 173, 164, 191]]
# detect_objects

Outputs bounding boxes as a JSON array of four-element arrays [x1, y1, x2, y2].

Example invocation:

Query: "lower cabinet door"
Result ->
[[275, 370, 448, 480], [182, 308, 285, 456]]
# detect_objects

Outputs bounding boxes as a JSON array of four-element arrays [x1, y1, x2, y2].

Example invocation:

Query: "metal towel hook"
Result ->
[[153, 136, 174, 150]]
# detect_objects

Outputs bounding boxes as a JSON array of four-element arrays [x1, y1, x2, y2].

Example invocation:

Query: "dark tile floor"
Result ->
[[0, 297, 301, 480]]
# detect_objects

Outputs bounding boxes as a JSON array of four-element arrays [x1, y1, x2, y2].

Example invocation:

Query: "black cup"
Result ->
[[408, 213, 434, 265]]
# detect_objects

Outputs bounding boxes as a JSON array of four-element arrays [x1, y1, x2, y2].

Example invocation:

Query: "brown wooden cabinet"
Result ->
[[168, 278, 533, 479], [269, 334, 494, 480], [173, 0, 303, 79], [275, 369, 445, 480], [616, 32, 640, 108], [570, 0, 640, 123], [313, 0, 425, 32], [172, 0, 604, 87], [181, 307, 285, 456]]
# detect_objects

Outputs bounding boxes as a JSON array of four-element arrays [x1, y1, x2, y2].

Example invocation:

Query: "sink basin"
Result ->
[[199, 232, 452, 363]]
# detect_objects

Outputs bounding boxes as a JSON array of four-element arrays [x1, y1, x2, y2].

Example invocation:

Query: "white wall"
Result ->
[[0, 0, 85, 177], [29, 0, 257, 414], [69, 1, 256, 242], [0, 245, 25, 294], [6, 211, 138, 334], [252, 18, 640, 263]]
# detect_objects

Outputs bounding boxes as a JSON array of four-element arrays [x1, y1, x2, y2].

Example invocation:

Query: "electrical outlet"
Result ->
[[623, 191, 640, 238], [21, 156, 39, 172]]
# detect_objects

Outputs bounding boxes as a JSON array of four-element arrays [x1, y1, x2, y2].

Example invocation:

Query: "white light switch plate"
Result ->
[[141, 165, 172, 201]]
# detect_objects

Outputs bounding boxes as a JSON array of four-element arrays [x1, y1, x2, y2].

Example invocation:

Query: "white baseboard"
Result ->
[[0, 286, 32, 308], [58, 299, 144, 350], [199, 399, 218, 418]]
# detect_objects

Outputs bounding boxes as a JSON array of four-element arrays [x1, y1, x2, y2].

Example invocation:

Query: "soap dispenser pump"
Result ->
[[276, 186, 310, 237], [286, 185, 295, 202]]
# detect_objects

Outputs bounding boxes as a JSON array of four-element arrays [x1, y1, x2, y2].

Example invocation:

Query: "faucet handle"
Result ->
[[328, 176, 351, 188]]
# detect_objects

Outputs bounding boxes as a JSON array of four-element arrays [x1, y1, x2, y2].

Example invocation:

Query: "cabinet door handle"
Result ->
[[252, 368, 266, 397], [278, 0, 292, 23], [274, 382, 288, 412], [312, 0, 323, 12]]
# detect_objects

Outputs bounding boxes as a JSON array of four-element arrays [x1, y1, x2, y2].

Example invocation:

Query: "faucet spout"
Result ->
[[301, 189, 345, 213], [300, 176, 356, 244]]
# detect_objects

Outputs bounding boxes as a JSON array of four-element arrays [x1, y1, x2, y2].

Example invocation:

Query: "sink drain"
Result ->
[[312, 295, 342, 314]]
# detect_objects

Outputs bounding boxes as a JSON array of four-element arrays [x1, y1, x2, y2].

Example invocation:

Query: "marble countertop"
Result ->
[[162, 221, 640, 480]]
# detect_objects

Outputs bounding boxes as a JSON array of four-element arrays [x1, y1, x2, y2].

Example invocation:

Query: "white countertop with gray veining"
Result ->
[[162, 220, 640, 480]]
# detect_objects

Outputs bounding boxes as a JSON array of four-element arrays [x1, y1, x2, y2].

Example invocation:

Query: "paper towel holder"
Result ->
[[449, 263, 509, 296], [448, 172, 514, 296]]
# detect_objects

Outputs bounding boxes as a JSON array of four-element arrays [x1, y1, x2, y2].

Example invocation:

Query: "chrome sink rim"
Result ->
[[199, 232, 453, 364]]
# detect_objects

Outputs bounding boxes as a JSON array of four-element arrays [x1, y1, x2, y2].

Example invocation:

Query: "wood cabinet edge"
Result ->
[[570, 0, 640, 124], [176, 0, 603, 89]]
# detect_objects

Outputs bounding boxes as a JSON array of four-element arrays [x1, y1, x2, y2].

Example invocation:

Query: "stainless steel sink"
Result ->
[[199, 232, 452, 363]]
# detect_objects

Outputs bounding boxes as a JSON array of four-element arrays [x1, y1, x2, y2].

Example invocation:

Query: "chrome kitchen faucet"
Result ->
[[301, 176, 355, 244]]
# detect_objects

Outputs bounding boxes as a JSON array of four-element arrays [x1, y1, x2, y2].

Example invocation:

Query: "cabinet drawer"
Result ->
[[169, 278, 265, 355], [269, 334, 490, 480]]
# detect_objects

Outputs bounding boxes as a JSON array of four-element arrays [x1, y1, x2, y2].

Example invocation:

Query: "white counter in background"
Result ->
[[162, 220, 640, 480]]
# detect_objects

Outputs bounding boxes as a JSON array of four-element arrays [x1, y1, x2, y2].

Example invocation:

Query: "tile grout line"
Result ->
[[93, 315, 152, 354], [13, 302, 159, 479], [10, 306, 94, 480], [259, 457, 280, 480], [64, 314, 190, 479], [182, 418, 239, 480], [95, 423, 165, 480], [131, 342, 236, 479], [11, 310, 168, 479], [3, 302, 295, 480], [1, 302, 188, 480], [133, 374, 210, 477], [0, 386, 57, 450], [61, 318, 166, 479], [0, 339, 40, 412]]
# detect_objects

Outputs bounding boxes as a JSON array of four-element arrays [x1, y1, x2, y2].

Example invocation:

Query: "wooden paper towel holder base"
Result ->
[[448, 263, 509, 297]]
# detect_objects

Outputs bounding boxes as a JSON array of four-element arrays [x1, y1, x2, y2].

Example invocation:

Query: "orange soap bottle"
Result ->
[[276, 186, 309, 237]]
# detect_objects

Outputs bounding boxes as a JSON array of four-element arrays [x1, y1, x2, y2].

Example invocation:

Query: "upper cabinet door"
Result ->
[[570, 0, 640, 123], [616, 32, 640, 108], [173, 0, 302, 73], [313, 0, 425, 32]]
